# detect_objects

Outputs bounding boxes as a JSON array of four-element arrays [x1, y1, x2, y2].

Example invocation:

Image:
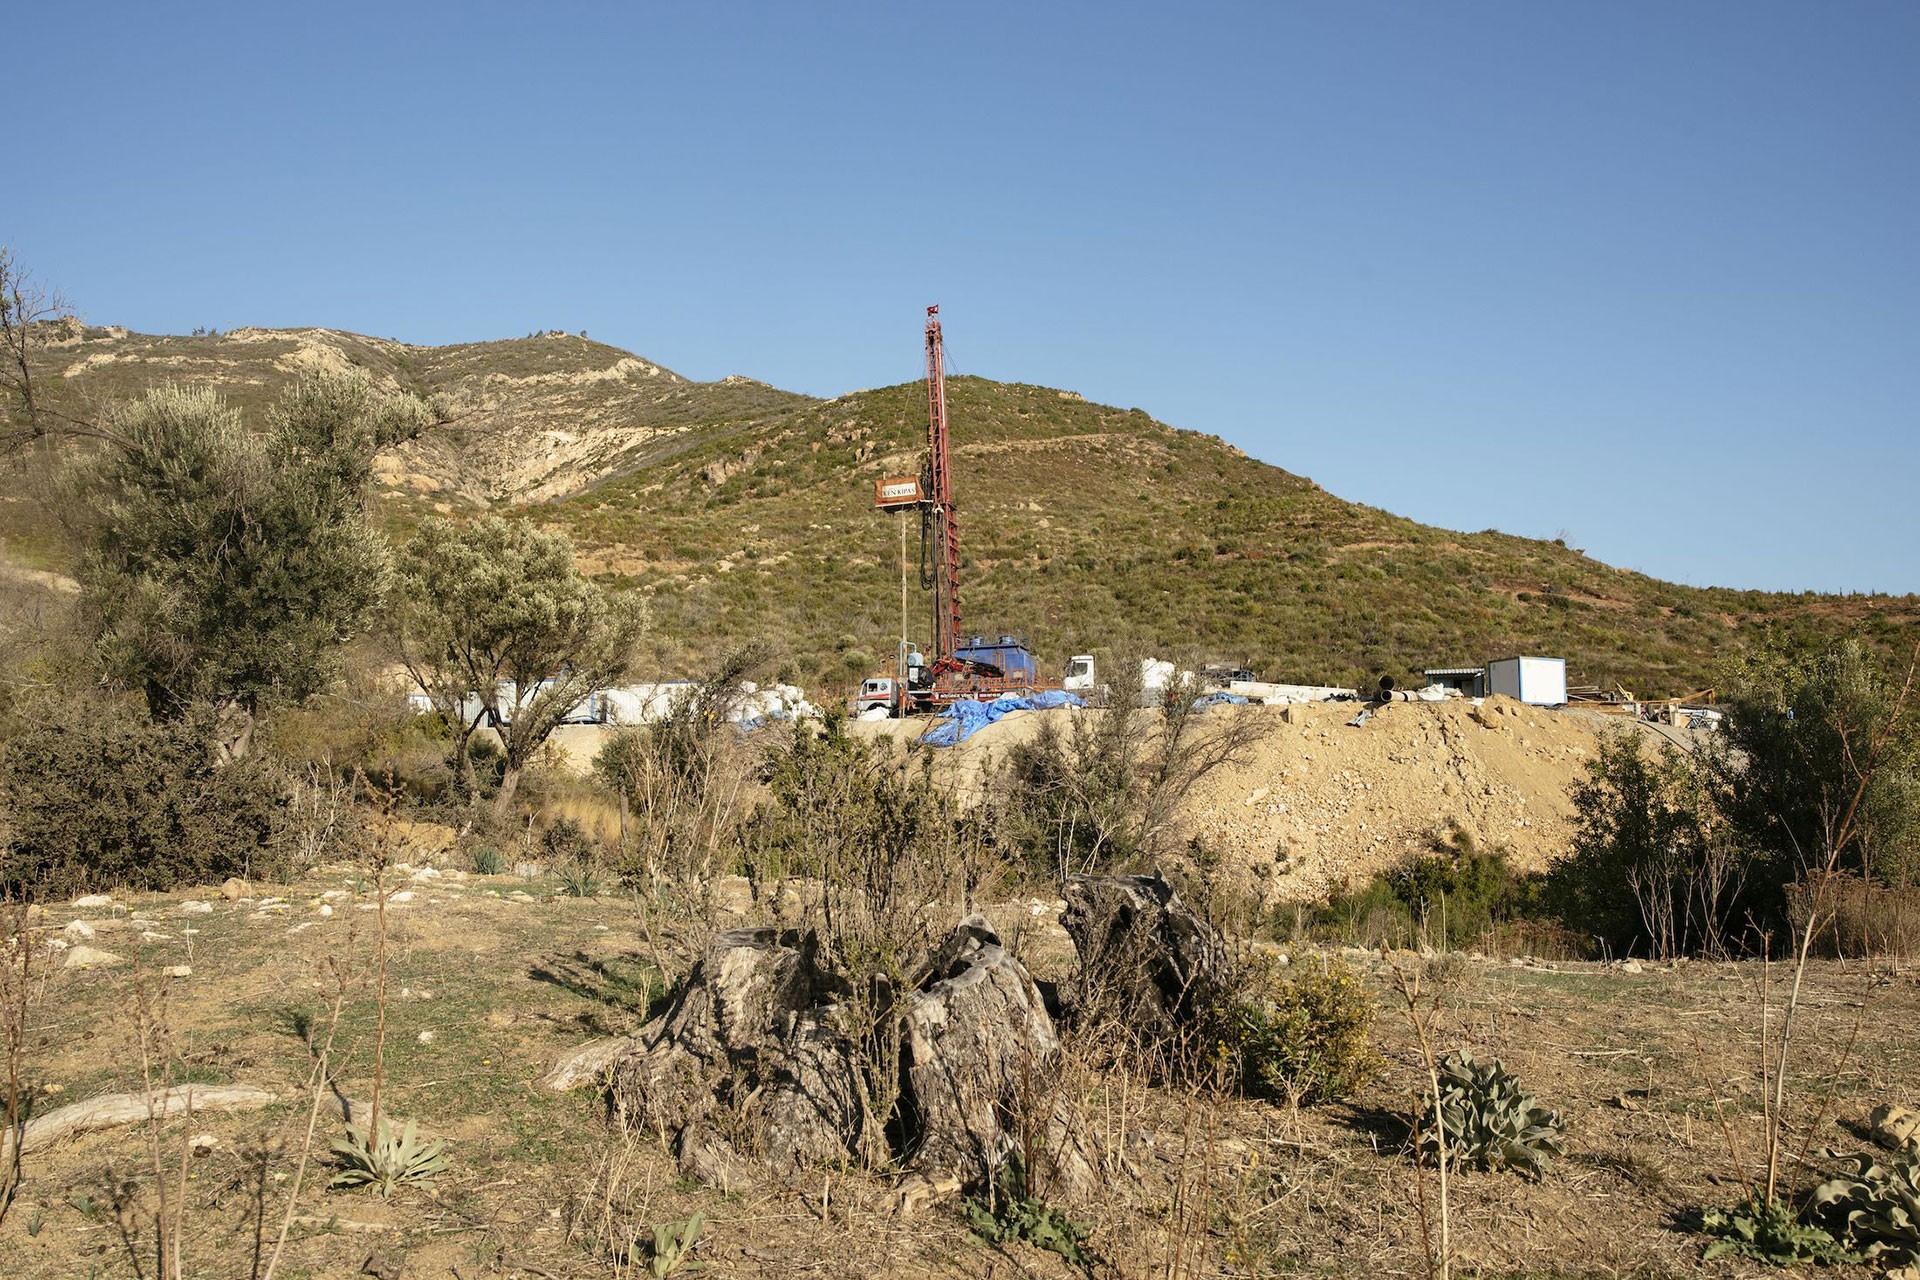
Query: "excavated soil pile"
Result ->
[[1182, 697, 1606, 903], [848, 697, 1659, 905]]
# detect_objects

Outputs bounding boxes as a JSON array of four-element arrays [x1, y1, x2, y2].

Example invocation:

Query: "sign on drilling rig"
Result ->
[[874, 476, 924, 508]]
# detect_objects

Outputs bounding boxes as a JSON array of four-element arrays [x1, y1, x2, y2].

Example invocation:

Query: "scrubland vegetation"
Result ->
[[3, 253, 1920, 1276]]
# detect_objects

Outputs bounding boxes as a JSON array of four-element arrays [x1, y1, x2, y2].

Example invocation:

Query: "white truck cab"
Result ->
[[855, 675, 899, 717]]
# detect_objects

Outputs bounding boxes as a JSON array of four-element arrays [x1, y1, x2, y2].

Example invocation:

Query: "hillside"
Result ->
[[18, 320, 811, 509], [10, 323, 1916, 697], [549, 374, 1917, 695]]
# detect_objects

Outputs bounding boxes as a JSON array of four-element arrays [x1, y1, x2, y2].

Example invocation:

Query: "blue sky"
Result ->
[[12, 2, 1917, 594]]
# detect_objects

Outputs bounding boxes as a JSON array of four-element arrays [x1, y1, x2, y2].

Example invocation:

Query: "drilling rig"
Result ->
[[854, 306, 1046, 716]]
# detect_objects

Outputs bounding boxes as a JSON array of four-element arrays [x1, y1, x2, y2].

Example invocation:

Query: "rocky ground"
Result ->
[[3, 859, 1914, 1279]]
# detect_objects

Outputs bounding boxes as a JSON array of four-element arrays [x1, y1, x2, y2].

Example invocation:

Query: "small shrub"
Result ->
[[964, 1153, 1097, 1267], [1310, 837, 1540, 954], [470, 844, 505, 876], [1788, 874, 1920, 958], [1216, 955, 1381, 1104], [541, 816, 597, 865], [1417, 1051, 1566, 1178], [556, 861, 603, 898]]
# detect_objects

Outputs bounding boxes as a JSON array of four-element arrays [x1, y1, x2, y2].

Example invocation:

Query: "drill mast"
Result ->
[[923, 305, 963, 663]]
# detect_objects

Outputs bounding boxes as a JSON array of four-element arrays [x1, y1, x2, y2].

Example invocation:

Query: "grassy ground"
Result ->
[[4, 861, 1914, 1279]]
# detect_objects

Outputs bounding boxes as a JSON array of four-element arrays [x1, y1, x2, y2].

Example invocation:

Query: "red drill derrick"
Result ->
[[924, 305, 963, 665]]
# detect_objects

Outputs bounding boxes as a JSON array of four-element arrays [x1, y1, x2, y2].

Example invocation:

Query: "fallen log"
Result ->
[[3, 1084, 278, 1158]]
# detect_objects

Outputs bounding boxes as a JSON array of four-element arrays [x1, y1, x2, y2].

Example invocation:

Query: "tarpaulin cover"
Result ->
[[919, 690, 1085, 747], [1192, 692, 1250, 709]]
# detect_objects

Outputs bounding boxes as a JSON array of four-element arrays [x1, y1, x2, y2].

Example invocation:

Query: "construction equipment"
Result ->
[[856, 307, 1048, 717]]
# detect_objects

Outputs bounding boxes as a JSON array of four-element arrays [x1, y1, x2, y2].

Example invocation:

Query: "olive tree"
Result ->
[[1716, 639, 1920, 887], [392, 516, 642, 816], [66, 373, 426, 752]]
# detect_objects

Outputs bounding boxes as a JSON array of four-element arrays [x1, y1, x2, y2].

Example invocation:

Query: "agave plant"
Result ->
[[330, 1114, 451, 1196], [1417, 1050, 1566, 1178], [1811, 1149, 1920, 1267]]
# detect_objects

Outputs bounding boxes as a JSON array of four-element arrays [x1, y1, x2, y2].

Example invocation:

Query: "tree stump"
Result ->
[[1061, 872, 1226, 1047], [606, 917, 1096, 1201], [608, 927, 863, 1180], [903, 918, 1097, 1202]]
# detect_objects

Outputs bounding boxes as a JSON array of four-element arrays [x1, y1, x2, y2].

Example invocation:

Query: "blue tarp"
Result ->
[[919, 690, 1085, 747], [1192, 692, 1250, 710]]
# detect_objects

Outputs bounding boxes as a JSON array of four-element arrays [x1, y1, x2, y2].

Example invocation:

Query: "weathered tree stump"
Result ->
[[606, 917, 1096, 1201], [1061, 872, 1226, 1046], [903, 918, 1097, 1202], [607, 927, 863, 1182]]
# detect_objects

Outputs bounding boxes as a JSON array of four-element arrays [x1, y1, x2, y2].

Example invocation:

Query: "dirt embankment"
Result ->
[[887, 696, 1647, 904], [1182, 697, 1609, 903]]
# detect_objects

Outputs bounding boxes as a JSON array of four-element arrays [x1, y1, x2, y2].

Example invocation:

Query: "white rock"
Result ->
[[71, 894, 115, 909], [179, 900, 214, 915], [167, 965, 192, 978], [317, 904, 333, 917], [63, 945, 125, 970], [416, 1030, 435, 1044], [63, 920, 96, 941], [389, 890, 416, 903], [411, 867, 443, 881]]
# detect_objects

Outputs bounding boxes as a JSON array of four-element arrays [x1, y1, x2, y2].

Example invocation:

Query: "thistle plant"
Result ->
[[330, 1115, 450, 1197], [1417, 1051, 1566, 1178]]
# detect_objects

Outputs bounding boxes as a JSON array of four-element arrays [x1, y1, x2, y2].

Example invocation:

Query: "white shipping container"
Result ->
[[1486, 656, 1567, 706]]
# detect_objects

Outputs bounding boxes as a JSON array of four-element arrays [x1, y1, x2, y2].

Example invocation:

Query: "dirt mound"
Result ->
[[1183, 697, 1608, 903], [854, 696, 1637, 905]]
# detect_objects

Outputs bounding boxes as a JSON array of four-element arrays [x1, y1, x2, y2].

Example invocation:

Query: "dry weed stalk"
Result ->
[[0, 893, 45, 1229], [565, 1127, 670, 1279], [1388, 955, 1450, 1280], [128, 965, 193, 1280], [259, 955, 352, 1280]]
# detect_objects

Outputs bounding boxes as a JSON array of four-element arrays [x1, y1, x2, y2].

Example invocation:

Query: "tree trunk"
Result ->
[[491, 763, 523, 819], [1061, 872, 1225, 1057], [902, 918, 1097, 1202]]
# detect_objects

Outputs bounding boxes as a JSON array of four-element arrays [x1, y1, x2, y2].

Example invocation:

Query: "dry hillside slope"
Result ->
[[11, 322, 1916, 698]]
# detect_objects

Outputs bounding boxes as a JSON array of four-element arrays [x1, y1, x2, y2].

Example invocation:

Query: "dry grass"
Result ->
[[0, 859, 1914, 1278]]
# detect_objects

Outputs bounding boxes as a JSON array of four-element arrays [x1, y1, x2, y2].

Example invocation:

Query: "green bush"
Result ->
[[1216, 955, 1381, 1104], [1546, 729, 1744, 958], [0, 713, 289, 896], [1310, 830, 1541, 953]]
